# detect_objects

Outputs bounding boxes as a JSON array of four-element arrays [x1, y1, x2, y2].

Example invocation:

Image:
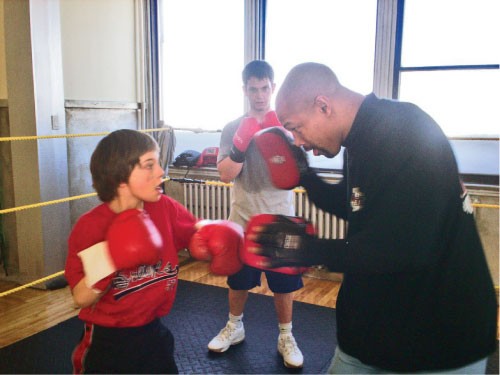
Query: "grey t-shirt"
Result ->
[[218, 116, 294, 227]]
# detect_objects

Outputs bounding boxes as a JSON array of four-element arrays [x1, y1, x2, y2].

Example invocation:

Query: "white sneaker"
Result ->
[[278, 334, 304, 368], [208, 321, 245, 353]]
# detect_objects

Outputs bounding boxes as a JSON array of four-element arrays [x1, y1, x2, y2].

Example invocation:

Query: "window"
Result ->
[[397, 0, 499, 138], [266, 0, 377, 96], [160, 0, 244, 131], [155, 0, 498, 179], [265, 0, 377, 170]]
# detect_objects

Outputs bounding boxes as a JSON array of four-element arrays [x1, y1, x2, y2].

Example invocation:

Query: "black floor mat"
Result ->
[[1, 280, 497, 374], [163, 280, 337, 374], [0, 280, 336, 374]]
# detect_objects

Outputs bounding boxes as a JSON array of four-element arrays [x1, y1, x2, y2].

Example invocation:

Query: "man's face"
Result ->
[[277, 101, 342, 159], [244, 77, 275, 113]]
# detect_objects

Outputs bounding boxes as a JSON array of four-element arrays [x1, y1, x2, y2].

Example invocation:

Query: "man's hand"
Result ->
[[247, 215, 318, 268], [253, 127, 315, 189]]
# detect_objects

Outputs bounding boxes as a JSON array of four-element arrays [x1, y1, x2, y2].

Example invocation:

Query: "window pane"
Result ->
[[402, 0, 499, 67], [161, 0, 244, 131], [266, 0, 377, 95], [399, 69, 499, 137]]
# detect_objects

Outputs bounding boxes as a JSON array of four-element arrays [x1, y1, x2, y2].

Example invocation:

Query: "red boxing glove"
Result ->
[[229, 116, 261, 163], [241, 214, 313, 275], [189, 220, 244, 275], [78, 209, 163, 292], [106, 209, 163, 269], [254, 126, 312, 190], [261, 110, 281, 129]]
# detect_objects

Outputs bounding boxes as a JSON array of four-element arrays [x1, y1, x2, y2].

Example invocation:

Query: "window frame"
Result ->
[[392, 0, 499, 136], [391, 0, 499, 185]]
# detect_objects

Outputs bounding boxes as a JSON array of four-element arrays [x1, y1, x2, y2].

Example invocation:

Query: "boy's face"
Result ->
[[126, 150, 165, 203], [243, 77, 275, 114]]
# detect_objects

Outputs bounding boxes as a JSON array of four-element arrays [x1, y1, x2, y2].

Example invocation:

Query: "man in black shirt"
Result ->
[[250, 62, 497, 373]]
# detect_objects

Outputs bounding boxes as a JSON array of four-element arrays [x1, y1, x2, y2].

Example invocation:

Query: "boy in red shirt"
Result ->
[[65, 129, 242, 374]]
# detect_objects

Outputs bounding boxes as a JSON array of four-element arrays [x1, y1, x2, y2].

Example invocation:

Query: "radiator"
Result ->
[[294, 188, 347, 240], [182, 182, 346, 240]]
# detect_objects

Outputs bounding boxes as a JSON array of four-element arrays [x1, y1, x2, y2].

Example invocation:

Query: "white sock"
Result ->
[[229, 313, 243, 327], [279, 322, 292, 336]]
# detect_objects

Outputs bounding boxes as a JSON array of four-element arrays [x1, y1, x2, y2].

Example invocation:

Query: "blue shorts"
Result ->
[[227, 264, 303, 293]]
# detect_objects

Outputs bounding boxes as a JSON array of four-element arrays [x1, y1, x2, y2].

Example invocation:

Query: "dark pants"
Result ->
[[73, 319, 178, 374]]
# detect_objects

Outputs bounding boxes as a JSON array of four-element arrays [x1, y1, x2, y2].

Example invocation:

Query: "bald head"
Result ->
[[274, 63, 364, 158], [276, 62, 340, 114]]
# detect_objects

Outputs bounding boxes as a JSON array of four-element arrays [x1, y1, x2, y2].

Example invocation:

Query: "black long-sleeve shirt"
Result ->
[[302, 94, 497, 372]]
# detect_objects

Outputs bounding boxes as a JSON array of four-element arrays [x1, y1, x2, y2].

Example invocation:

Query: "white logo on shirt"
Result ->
[[350, 187, 365, 212], [270, 155, 286, 165], [460, 181, 473, 214]]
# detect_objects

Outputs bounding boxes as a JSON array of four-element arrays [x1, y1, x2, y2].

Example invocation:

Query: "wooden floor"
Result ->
[[0, 259, 341, 349]]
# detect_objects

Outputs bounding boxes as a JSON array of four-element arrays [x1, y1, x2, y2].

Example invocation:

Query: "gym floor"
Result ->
[[0, 256, 342, 349]]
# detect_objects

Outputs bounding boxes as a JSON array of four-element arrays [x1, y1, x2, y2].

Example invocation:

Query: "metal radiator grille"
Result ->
[[182, 183, 346, 239]]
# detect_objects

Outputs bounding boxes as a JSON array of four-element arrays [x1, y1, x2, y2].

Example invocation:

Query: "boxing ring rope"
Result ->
[[0, 179, 234, 216], [0, 127, 222, 296], [0, 181, 498, 217], [0, 271, 65, 297], [0, 129, 498, 297], [0, 126, 221, 143]]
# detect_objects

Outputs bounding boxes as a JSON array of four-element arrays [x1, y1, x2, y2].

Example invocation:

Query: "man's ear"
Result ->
[[314, 95, 330, 115]]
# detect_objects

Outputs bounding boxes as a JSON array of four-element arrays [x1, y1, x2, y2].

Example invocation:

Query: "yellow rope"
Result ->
[[165, 177, 233, 187], [0, 127, 221, 143], [0, 269, 498, 298], [0, 180, 234, 215], [0, 270, 65, 297], [472, 203, 500, 209], [0, 184, 497, 216], [0, 193, 97, 215], [0, 128, 166, 142], [204, 181, 231, 187], [0, 129, 497, 298], [1, 132, 108, 142]]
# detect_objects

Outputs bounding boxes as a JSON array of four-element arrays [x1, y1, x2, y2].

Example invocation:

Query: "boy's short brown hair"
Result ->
[[90, 129, 159, 202], [242, 60, 274, 86]]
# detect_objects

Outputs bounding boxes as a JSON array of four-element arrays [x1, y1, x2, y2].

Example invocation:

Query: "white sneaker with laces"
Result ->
[[278, 333, 304, 368], [208, 321, 245, 353]]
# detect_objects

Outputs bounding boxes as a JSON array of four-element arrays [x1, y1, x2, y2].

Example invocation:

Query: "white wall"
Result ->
[[59, 0, 142, 229], [0, 0, 140, 280], [60, 0, 137, 102]]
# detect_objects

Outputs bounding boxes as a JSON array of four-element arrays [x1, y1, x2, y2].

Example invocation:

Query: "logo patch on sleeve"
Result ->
[[350, 187, 365, 212], [460, 180, 473, 214]]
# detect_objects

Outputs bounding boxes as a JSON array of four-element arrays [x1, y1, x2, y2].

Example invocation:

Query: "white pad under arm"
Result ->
[[77, 241, 116, 288]]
